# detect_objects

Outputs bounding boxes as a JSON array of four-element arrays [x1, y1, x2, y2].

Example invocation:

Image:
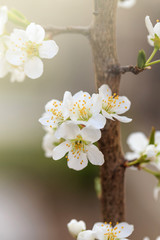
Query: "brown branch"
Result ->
[[45, 25, 91, 38], [108, 65, 146, 75]]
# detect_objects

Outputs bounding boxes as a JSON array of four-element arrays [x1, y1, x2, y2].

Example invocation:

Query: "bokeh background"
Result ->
[[0, 0, 160, 239]]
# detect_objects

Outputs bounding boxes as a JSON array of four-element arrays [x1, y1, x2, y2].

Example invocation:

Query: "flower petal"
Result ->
[[145, 16, 154, 37], [127, 132, 148, 153], [67, 219, 86, 238], [81, 127, 101, 142], [26, 23, 45, 43], [86, 114, 106, 129], [99, 84, 112, 97], [112, 96, 131, 114], [55, 122, 80, 139], [115, 222, 134, 238], [67, 151, 88, 170], [6, 49, 27, 66], [52, 141, 70, 160], [112, 114, 132, 123], [154, 22, 160, 38], [102, 109, 114, 120], [77, 230, 96, 240], [125, 152, 140, 161], [87, 144, 104, 166], [24, 57, 43, 79], [39, 40, 59, 59]]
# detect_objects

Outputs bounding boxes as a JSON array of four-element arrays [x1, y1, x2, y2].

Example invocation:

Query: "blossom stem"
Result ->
[[145, 59, 160, 67], [146, 48, 158, 64], [142, 167, 160, 178]]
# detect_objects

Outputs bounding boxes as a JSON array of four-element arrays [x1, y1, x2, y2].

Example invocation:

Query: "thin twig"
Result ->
[[108, 65, 150, 75], [45, 25, 91, 38]]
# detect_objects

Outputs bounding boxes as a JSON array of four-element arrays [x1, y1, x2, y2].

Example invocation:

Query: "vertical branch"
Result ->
[[90, 0, 125, 224]]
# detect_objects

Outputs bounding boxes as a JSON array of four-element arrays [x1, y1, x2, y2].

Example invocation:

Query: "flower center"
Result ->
[[25, 41, 39, 57], [102, 94, 123, 114]]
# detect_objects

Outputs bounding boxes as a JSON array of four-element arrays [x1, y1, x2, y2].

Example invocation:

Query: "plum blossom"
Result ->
[[145, 16, 160, 48], [92, 222, 134, 240], [125, 131, 160, 170], [75, 221, 134, 240], [6, 22, 59, 79], [118, 0, 136, 8], [0, 6, 8, 35], [99, 84, 132, 123], [67, 219, 86, 238], [77, 230, 96, 240], [153, 182, 160, 201], [42, 127, 61, 158], [143, 237, 160, 240], [52, 122, 104, 170], [63, 90, 106, 129], [39, 99, 67, 129]]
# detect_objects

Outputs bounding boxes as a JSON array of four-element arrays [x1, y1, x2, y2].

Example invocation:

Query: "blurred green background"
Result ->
[[0, 0, 160, 239]]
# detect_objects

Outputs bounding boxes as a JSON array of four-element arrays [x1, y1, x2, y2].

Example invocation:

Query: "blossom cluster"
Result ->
[[67, 219, 134, 240], [0, 6, 58, 82], [126, 131, 160, 200], [118, 0, 136, 8], [39, 84, 131, 170]]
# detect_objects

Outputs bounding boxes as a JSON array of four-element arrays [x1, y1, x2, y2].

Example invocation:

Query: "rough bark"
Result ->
[[90, 0, 125, 224]]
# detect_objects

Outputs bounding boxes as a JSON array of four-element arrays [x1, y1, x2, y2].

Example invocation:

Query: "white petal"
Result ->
[[39, 40, 59, 59], [147, 35, 154, 46], [87, 114, 106, 129], [6, 50, 27, 66], [125, 152, 140, 161], [52, 141, 70, 160], [118, 0, 136, 8], [77, 230, 96, 240], [115, 222, 134, 238], [102, 109, 114, 120], [26, 23, 45, 43], [24, 57, 43, 79], [87, 144, 104, 166], [42, 132, 57, 158], [67, 219, 86, 238], [99, 84, 112, 97], [145, 16, 154, 37], [67, 151, 88, 170], [154, 22, 160, 38], [112, 114, 132, 123], [156, 237, 160, 240], [91, 93, 102, 114], [55, 122, 80, 139], [127, 132, 148, 153], [153, 186, 160, 201], [155, 131, 160, 145], [143, 237, 150, 240], [0, 6, 8, 35], [112, 96, 131, 114], [81, 127, 101, 143]]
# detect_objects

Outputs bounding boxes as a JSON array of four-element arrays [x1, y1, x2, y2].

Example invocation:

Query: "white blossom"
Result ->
[[52, 122, 104, 170], [42, 128, 61, 158], [77, 230, 96, 240], [118, 0, 136, 8], [92, 222, 134, 240], [0, 6, 8, 35], [153, 183, 160, 201], [143, 237, 160, 240], [39, 99, 67, 129], [6, 22, 59, 79], [67, 219, 86, 238], [145, 16, 160, 47], [63, 90, 106, 129], [125, 131, 160, 169], [99, 84, 132, 123]]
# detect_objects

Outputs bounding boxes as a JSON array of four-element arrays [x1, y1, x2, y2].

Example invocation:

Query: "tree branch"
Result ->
[[45, 25, 91, 38], [108, 65, 147, 75]]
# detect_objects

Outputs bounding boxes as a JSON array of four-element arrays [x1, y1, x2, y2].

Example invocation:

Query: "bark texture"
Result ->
[[90, 0, 125, 224]]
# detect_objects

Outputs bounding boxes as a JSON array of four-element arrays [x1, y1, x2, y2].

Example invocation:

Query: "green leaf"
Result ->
[[137, 49, 146, 69], [149, 126, 155, 145]]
